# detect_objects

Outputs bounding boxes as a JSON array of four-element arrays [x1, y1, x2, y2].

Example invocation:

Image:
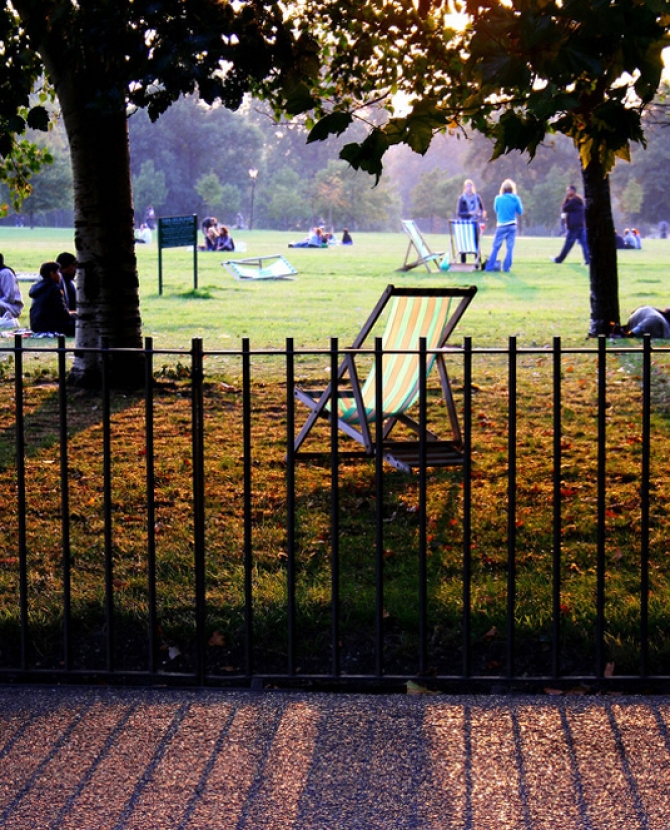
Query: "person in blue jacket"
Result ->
[[29, 261, 76, 336], [485, 179, 524, 272]]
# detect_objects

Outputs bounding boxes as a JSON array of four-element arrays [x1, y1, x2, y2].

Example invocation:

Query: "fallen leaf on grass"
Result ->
[[406, 681, 439, 695]]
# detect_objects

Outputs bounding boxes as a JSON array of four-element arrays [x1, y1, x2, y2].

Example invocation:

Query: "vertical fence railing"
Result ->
[[640, 334, 651, 677], [418, 337, 428, 676], [144, 336, 158, 675], [462, 336, 473, 679], [507, 336, 518, 679], [191, 338, 206, 684], [374, 336, 385, 678], [286, 338, 297, 677], [242, 338, 254, 677], [330, 337, 340, 678], [14, 334, 28, 671], [102, 339, 115, 674], [552, 336, 562, 679], [57, 335, 72, 671], [1, 336, 669, 688], [596, 335, 607, 677]]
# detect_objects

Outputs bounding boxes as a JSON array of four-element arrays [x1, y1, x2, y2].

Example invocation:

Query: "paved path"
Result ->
[[1, 687, 670, 828]]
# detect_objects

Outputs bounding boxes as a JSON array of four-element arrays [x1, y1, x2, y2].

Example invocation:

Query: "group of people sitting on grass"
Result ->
[[0, 251, 77, 336], [288, 227, 353, 248], [615, 228, 642, 249], [200, 216, 235, 252]]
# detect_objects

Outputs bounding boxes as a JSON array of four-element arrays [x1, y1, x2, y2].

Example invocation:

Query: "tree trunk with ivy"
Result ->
[[582, 158, 621, 336]]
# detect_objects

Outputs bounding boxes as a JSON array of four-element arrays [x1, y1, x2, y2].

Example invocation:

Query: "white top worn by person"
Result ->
[[0, 253, 24, 326]]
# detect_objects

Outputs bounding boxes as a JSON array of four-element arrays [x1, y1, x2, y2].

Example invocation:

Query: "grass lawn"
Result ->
[[1, 226, 670, 684], [1, 225, 668, 350]]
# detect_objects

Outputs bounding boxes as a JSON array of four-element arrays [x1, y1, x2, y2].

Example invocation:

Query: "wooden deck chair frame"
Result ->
[[449, 219, 481, 272], [293, 284, 477, 472], [222, 254, 297, 280], [397, 220, 445, 273]]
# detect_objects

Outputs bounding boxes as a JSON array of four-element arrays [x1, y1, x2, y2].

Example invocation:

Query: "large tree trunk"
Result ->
[[54, 71, 143, 387], [13, 0, 146, 390], [582, 158, 620, 336]]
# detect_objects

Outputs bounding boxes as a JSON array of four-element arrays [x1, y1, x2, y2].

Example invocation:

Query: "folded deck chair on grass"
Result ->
[[223, 254, 297, 280], [293, 284, 477, 472], [397, 220, 445, 273], [449, 219, 481, 271]]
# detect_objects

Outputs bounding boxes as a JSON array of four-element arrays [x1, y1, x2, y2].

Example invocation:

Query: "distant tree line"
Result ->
[[1, 91, 665, 235]]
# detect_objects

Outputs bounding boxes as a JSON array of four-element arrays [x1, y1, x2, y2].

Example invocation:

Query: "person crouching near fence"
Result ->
[[29, 261, 77, 336]]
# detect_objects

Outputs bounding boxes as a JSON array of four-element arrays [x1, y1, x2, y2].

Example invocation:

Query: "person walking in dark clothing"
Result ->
[[29, 261, 76, 336], [552, 185, 590, 265]]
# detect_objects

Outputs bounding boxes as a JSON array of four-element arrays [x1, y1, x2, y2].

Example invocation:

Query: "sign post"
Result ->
[[157, 215, 198, 295]]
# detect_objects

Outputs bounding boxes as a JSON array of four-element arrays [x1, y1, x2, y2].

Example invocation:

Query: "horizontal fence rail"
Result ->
[[0, 333, 668, 691]]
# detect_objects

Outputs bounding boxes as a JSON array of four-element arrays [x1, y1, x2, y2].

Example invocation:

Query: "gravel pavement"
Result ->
[[1, 686, 670, 828]]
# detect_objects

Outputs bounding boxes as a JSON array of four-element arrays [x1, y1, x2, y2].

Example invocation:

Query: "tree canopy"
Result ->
[[0, 0, 319, 385]]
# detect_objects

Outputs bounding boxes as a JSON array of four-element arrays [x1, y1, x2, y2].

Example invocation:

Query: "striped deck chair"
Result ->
[[397, 220, 445, 273], [223, 254, 297, 280], [294, 284, 477, 472], [449, 219, 481, 271]]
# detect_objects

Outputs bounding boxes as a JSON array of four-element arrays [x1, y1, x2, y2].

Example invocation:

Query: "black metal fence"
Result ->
[[0, 333, 668, 691]]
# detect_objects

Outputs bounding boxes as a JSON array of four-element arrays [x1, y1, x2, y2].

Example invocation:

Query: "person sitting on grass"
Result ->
[[216, 225, 235, 252], [625, 306, 670, 338], [29, 261, 76, 336], [0, 252, 24, 327], [289, 227, 326, 248]]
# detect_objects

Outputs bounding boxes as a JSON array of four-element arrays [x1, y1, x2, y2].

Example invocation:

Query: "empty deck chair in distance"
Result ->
[[223, 254, 297, 280], [397, 220, 445, 273], [293, 284, 477, 472], [449, 219, 481, 271]]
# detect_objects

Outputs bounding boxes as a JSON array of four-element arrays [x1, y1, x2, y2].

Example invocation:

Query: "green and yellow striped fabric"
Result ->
[[334, 294, 452, 425]]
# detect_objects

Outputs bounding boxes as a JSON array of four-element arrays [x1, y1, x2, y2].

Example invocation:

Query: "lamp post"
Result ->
[[248, 168, 258, 230]]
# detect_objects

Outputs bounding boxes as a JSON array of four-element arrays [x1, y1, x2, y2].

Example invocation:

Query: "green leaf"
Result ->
[[282, 82, 316, 116], [307, 111, 353, 143], [340, 129, 389, 183], [26, 106, 50, 132], [7, 115, 26, 134]]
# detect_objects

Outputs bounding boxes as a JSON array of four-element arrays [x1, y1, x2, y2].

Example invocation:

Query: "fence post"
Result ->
[[101, 338, 115, 674], [374, 336, 385, 678], [330, 337, 340, 678], [191, 338, 206, 683], [57, 335, 72, 671], [641, 334, 651, 676], [14, 334, 28, 671], [286, 338, 296, 676], [242, 338, 254, 677], [462, 336, 473, 678], [144, 336, 157, 675], [596, 335, 607, 677], [507, 336, 517, 678], [418, 337, 428, 676], [552, 336, 562, 679]]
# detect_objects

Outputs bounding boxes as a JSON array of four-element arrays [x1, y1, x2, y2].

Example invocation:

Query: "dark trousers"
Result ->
[[555, 227, 589, 263]]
